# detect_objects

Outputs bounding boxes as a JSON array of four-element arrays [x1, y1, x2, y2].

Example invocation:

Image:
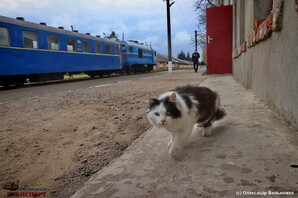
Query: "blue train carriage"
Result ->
[[0, 15, 121, 87], [120, 40, 156, 74]]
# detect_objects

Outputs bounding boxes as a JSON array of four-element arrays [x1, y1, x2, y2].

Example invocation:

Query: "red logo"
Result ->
[[122, 54, 129, 59], [2, 182, 47, 197], [2, 182, 19, 191]]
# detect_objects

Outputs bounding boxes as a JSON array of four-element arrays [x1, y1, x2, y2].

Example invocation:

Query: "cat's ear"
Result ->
[[169, 92, 176, 103], [146, 96, 159, 107]]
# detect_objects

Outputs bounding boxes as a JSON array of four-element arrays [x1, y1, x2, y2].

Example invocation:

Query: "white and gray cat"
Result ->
[[147, 85, 226, 159]]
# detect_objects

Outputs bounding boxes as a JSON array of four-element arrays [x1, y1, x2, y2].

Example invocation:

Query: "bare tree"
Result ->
[[193, 0, 221, 48]]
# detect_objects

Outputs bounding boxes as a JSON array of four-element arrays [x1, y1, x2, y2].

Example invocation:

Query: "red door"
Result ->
[[206, 5, 233, 74]]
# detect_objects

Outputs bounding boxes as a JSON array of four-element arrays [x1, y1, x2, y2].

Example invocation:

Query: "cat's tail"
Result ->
[[214, 92, 226, 121], [215, 107, 226, 121]]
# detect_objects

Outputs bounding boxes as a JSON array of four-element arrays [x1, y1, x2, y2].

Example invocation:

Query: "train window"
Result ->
[[95, 42, 101, 53], [114, 46, 119, 55], [138, 49, 143, 58], [143, 50, 150, 54], [105, 45, 111, 54], [0, 27, 10, 46], [67, 37, 76, 51], [47, 35, 59, 50], [121, 44, 126, 52], [22, 30, 38, 48], [82, 40, 90, 52], [129, 47, 133, 53]]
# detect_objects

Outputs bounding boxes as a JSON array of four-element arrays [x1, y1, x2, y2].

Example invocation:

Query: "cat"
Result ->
[[147, 85, 226, 159]]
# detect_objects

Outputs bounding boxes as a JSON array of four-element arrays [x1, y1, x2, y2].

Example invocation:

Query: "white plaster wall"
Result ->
[[233, 0, 298, 129]]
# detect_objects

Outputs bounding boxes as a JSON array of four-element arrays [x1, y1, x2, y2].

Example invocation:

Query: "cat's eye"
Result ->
[[166, 111, 171, 116], [154, 112, 160, 116]]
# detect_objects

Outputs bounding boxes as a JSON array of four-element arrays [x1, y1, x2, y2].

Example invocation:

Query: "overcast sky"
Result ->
[[0, 0, 201, 57]]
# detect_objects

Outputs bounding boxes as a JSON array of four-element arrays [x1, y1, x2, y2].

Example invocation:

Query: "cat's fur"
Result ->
[[147, 85, 226, 159]]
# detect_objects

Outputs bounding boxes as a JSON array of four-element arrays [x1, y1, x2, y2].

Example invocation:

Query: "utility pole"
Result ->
[[195, 30, 198, 51], [165, 0, 175, 73]]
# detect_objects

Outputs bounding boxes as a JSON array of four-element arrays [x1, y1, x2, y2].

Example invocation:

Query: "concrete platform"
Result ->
[[71, 75, 298, 198]]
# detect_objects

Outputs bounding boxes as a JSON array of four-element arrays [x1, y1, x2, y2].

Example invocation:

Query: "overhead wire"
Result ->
[[174, 0, 197, 31], [174, 0, 207, 49], [171, 8, 194, 34], [169, 0, 200, 53]]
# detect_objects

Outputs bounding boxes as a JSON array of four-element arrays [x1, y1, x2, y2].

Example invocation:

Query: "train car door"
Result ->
[[152, 51, 156, 64]]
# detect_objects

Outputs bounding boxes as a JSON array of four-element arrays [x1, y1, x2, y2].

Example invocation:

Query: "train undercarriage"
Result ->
[[0, 64, 154, 88]]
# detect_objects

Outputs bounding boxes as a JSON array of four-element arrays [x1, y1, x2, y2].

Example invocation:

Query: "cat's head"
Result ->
[[147, 92, 182, 128]]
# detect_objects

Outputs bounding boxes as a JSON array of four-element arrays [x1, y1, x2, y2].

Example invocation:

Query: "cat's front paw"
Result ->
[[169, 146, 183, 160], [202, 126, 212, 137], [197, 122, 204, 127]]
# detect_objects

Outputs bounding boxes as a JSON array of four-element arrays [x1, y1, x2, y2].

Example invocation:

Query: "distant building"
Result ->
[[156, 53, 192, 69]]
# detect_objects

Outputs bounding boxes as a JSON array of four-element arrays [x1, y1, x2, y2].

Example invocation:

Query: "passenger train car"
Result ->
[[0, 15, 156, 87]]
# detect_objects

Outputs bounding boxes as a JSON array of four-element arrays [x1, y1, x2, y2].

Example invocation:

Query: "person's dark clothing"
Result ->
[[192, 52, 200, 72]]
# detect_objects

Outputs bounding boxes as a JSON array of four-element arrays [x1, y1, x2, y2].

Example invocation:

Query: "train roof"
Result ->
[[0, 15, 119, 44], [121, 40, 153, 51]]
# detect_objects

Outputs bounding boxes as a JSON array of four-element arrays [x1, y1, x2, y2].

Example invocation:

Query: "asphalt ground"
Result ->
[[71, 75, 298, 198]]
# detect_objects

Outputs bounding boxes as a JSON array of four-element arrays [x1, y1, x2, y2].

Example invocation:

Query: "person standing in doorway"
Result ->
[[192, 50, 200, 72]]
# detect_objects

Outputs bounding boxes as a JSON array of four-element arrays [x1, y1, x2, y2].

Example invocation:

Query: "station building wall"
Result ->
[[232, 0, 298, 129]]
